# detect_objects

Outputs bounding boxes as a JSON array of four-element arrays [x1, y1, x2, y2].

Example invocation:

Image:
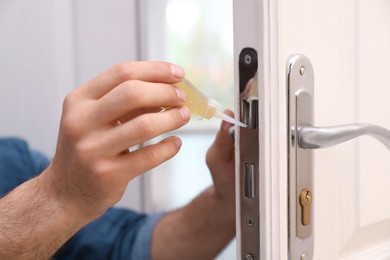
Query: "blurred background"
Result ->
[[0, 0, 235, 258]]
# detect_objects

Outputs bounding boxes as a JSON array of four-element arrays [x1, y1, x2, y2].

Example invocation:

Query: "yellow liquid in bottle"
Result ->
[[173, 79, 217, 119], [171, 79, 247, 127]]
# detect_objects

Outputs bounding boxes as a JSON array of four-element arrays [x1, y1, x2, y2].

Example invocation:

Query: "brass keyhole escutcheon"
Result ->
[[299, 189, 312, 226]]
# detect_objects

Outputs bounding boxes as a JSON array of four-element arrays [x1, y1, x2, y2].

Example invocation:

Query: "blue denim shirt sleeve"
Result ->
[[0, 137, 163, 259], [0, 137, 50, 194], [30, 149, 50, 174], [54, 208, 164, 260], [130, 212, 165, 259]]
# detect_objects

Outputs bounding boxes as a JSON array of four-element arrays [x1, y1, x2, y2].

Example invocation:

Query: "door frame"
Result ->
[[233, 0, 287, 259]]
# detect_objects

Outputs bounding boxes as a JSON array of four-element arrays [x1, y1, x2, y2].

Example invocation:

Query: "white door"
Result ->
[[234, 0, 390, 259]]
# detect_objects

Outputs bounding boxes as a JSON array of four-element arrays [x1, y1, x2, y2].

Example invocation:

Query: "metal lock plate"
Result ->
[[238, 47, 260, 260], [287, 54, 314, 259]]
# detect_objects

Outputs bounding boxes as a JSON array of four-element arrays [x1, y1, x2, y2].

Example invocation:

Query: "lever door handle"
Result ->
[[299, 123, 390, 150], [288, 54, 390, 260]]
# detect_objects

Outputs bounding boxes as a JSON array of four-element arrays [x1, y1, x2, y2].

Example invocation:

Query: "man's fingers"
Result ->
[[79, 62, 185, 99], [215, 110, 235, 147], [102, 107, 190, 153], [206, 110, 235, 167], [94, 80, 185, 124], [118, 136, 183, 180]]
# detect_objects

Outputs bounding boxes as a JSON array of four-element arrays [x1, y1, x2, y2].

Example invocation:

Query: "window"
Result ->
[[142, 0, 235, 258]]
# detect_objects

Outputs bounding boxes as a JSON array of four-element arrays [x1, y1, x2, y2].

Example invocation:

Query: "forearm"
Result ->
[[151, 187, 235, 260], [0, 171, 87, 259]]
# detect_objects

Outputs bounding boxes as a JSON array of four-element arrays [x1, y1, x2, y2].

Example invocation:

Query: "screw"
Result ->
[[246, 217, 255, 227], [244, 53, 253, 65], [300, 66, 305, 76], [246, 253, 255, 260], [300, 252, 307, 260]]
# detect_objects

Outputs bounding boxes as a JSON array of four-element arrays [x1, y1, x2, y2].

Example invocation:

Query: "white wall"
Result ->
[[72, 0, 139, 84], [0, 0, 74, 155], [0, 0, 143, 211]]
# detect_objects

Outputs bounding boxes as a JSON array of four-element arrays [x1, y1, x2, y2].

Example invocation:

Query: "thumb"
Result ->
[[206, 110, 235, 166]]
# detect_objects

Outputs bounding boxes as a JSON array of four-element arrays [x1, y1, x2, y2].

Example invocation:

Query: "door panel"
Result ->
[[278, 0, 390, 259], [359, 0, 390, 226]]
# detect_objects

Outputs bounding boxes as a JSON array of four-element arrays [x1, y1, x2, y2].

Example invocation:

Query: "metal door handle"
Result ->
[[299, 123, 390, 150], [287, 54, 390, 260]]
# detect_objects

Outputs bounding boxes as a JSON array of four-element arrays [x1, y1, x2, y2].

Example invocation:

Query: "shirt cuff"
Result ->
[[130, 212, 165, 259]]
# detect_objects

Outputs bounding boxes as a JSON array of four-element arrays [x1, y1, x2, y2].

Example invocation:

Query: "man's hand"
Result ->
[[151, 111, 236, 260], [206, 109, 235, 206], [0, 61, 192, 259], [46, 61, 191, 220]]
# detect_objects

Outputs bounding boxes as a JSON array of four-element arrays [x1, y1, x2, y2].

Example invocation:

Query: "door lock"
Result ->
[[238, 47, 259, 260], [287, 54, 390, 260], [299, 189, 312, 226], [287, 54, 315, 260]]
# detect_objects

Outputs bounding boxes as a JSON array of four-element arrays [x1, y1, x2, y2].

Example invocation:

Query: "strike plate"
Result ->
[[287, 54, 314, 260]]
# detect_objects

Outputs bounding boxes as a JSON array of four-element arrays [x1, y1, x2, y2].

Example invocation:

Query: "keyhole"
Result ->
[[299, 189, 312, 226], [304, 191, 311, 203]]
